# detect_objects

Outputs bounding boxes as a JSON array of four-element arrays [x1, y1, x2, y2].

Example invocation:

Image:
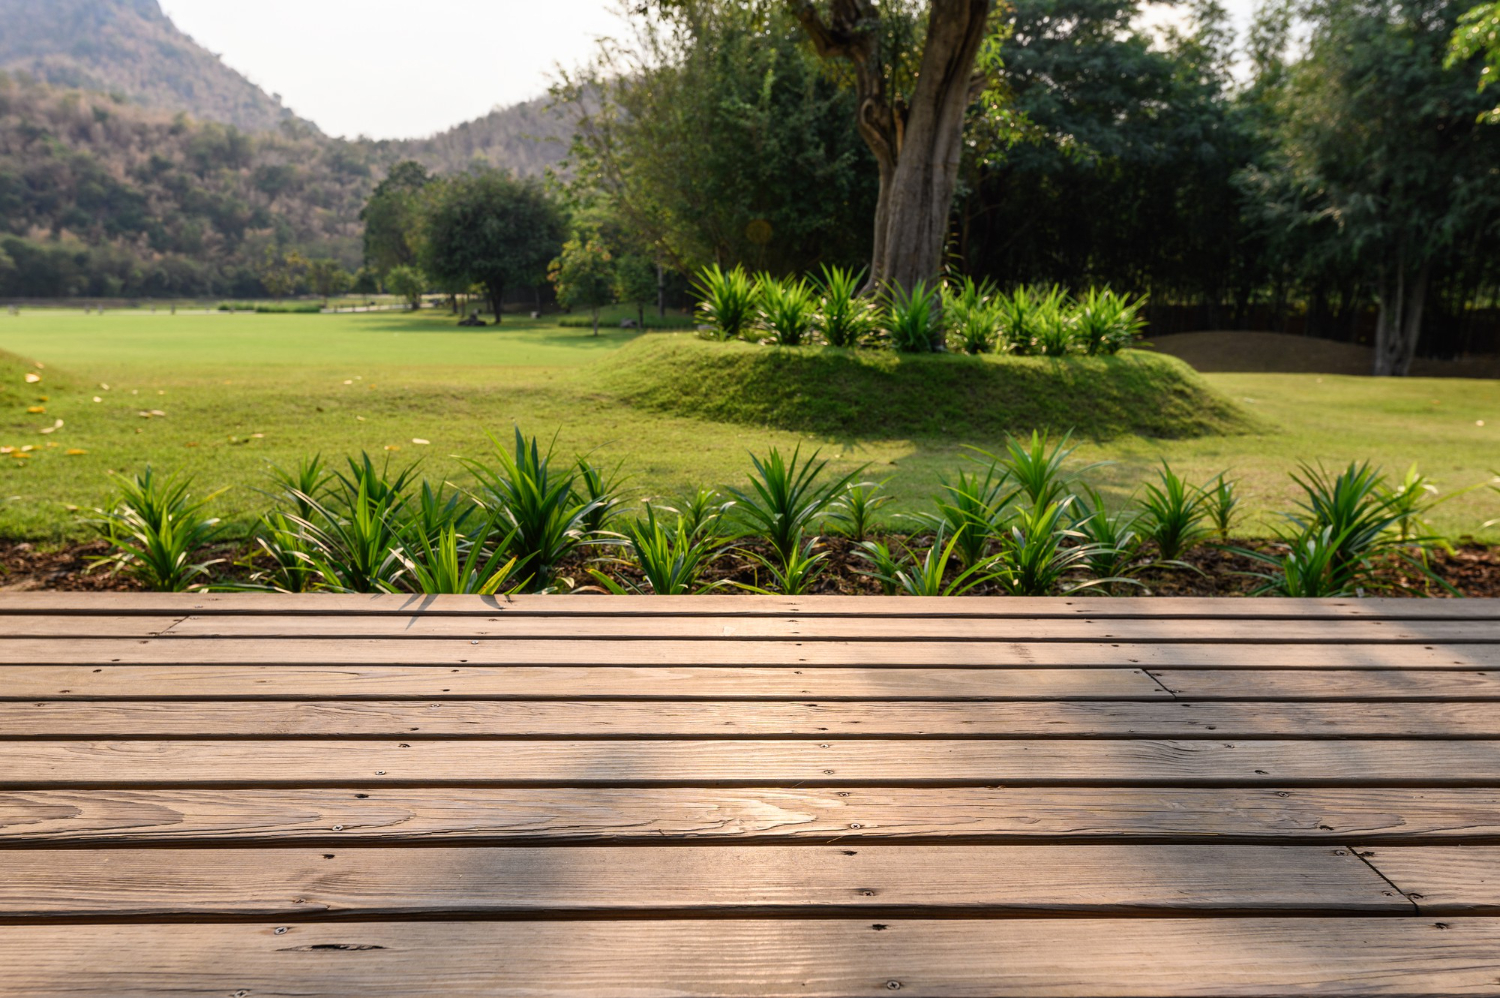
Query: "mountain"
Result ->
[[386, 97, 575, 179], [0, 0, 302, 134]]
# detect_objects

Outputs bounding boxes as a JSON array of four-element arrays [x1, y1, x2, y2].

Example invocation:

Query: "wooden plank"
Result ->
[[15, 613, 1498, 642], [4, 918, 1499, 997], [6, 738, 1500, 787], [0, 665, 1168, 701], [4, 637, 1494, 668], [1356, 846, 1500, 914], [1152, 670, 1500, 699], [9, 700, 1500, 738], [0, 844, 1401, 917], [5, 787, 1496, 844], [4, 592, 1497, 619]]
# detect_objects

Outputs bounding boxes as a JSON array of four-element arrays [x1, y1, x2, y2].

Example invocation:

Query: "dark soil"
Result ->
[[6, 536, 1499, 597]]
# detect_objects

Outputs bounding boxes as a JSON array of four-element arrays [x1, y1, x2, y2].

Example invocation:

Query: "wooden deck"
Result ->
[[2, 593, 1500, 996]]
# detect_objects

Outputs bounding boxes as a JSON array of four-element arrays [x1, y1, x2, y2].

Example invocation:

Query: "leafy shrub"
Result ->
[[944, 275, 1000, 355], [693, 264, 758, 340], [1073, 287, 1145, 355], [1137, 463, 1213, 560], [881, 280, 939, 353], [1031, 287, 1076, 357], [90, 467, 225, 591], [756, 275, 819, 346], [729, 445, 862, 564], [813, 264, 875, 348], [465, 429, 612, 590]]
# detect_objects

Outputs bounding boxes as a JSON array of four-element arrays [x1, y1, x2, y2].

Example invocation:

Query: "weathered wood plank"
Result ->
[[7, 700, 1500, 738], [4, 592, 1496, 619], [10, 613, 1495, 642], [1151, 670, 1500, 699], [6, 739, 1500, 787], [3, 637, 1494, 668], [0, 844, 1401, 917], [3, 918, 1499, 997], [4, 787, 1495, 844], [0, 665, 1169, 701], [1357, 846, 1500, 914]]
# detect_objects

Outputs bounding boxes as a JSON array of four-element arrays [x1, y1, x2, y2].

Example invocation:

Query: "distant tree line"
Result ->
[[552, 0, 1500, 373]]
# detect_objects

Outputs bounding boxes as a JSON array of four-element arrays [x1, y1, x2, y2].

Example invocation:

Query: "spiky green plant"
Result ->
[[283, 474, 409, 593], [861, 525, 1008, 597], [996, 430, 1086, 507], [943, 274, 1001, 355], [267, 455, 332, 521], [464, 429, 611, 590], [758, 275, 819, 346], [927, 461, 1018, 568], [881, 280, 939, 353], [739, 530, 829, 595], [693, 263, 759, 340], [995, 287, 1038, 355], [833, 479, 894, 543], [994, 497, 1120, 596], [812, 264, 875, 348], [853, 539, 903, 595], [1205, 472, 1242, 542], [575, 456, 627, 536], [401, 521, 524, 595], [1072, 287, 1146, 355], [1074, 486, 1146, 581], [246, 511, 317, 593], [676, 487, 735, 543], [1031, 286, 1076, 356], [592, 503, 727, 595], [90, 467, 225, 592], [729, 445, 864, 564], [1137, 463, 1213, 561], [1237, 526, 1365, 598]]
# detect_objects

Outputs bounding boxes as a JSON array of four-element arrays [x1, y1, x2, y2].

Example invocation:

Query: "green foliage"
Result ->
[[400, 521, 524, 595], [741, 530, 829, 595], [1072, 287, 1145, 355], [833, 479, 894, 543], [928, 460, 1018, 568], [1239, 526, 1367, 598], [997, 430, 1084, 506], [306, 258, 353, 305], [860, 526, 1006, 597], [1074, 486, 1145, 580], [612, 254, 660, 326], [1137, 463, 1213, 560], [944, 275, 1001, 355], [1447, 1, 1500, 122], [812, 265, 876, 348], [729, 445, 863, 564], [594, 503, 726, 595], [693, 264, 759, 340], [423, 170, 565, 322], [1205, 472, 1242, 542], [1030, 287, 1076, 357], [464, 429, 610, 591], [384, 265, 427, 310], [995, 496, 1117, 596], [549, 237, 616, 335], [361, 161, 432, 278], [881, 280, 939, 353], [757, 275, 818, 346], [89, 466, 224, 591]]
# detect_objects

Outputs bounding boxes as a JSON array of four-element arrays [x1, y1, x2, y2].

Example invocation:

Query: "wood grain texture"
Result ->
[[5, 787, 1496, 844], [7, 739, 1500, 787], [1358, 846, 1500, 914], [0, 665, 1168, 701], [5, 637, 1495, 668], [143, 614, 1500, 642], [7, 700, 1500, 738], [4, 918, 1500, 997], [0, 844, 1401, 917], [1151, 669, 1500, 699], [4, 593, 1497, 619]]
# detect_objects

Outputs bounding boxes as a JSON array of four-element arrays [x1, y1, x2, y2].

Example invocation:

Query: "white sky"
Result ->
[[157, 0, 1261, 141]]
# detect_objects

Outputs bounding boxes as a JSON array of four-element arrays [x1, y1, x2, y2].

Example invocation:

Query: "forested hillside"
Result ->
[[0, 0, 301, 134], [389, 97, 573, 178], [0, 75, 375, 297]]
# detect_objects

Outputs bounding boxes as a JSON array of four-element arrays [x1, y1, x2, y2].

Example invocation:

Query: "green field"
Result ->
[[2, 309, 1496, 542]]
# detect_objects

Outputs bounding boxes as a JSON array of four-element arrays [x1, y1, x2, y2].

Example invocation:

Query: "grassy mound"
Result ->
[[597, 335, 1257, 440]]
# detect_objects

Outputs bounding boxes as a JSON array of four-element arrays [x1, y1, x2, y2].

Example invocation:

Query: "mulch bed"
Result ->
[[5, 536, 1499, 597]]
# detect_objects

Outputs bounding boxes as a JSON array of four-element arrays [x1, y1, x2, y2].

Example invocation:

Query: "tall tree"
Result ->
[[790, 0, 994, 289], [549, 237, 617, 336], [1246, 0, 1500, 375], [422, 170, 565, 324], [1448, 1, 1500, 122], [361, 161, 432, 278]]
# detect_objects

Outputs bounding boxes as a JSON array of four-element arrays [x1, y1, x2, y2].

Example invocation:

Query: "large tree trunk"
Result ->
[[487, 281, 504, 325], [793, 0, 991, 295], [1372, 254, 1430, 376]]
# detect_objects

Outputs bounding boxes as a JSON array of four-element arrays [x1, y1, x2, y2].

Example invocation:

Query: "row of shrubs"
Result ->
[[693, 265, 1147, 356], [90, 429, 1471, 598]]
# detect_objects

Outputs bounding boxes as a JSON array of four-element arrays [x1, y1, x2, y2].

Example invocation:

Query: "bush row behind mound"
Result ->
[[597, 335, 1258, 441]]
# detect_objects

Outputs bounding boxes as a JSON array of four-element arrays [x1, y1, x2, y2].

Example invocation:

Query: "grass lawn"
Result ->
[[2, 308, 1496, 542]]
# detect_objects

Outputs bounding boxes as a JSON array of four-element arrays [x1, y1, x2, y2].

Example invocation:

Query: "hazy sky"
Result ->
[[157, 0, 1261, 141]]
